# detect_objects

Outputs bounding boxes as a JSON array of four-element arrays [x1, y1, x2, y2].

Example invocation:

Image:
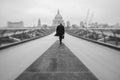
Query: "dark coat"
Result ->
[[55, 24, 65, 36]]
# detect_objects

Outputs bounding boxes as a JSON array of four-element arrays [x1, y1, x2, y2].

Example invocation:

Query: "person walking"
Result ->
[[55, 23, 65, 45]]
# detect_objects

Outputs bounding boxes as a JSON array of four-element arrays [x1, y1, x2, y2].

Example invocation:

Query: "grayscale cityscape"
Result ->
[[0, 0, 120, 80]]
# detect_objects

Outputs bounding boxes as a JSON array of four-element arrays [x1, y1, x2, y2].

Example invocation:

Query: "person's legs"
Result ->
[[59, 36, 62, 45]]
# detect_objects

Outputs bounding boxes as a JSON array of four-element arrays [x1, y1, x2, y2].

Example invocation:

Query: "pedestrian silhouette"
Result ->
[[55, 23, 65, 45]]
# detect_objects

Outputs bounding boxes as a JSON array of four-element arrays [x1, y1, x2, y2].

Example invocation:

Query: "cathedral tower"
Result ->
[[37, 18, 41, 27], [52, 10, 64, 27]]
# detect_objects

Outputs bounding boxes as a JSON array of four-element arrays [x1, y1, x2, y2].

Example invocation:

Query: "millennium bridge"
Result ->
[[0, 27, 120, 80]]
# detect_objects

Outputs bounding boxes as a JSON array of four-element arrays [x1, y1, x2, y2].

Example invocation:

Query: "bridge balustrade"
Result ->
[[0, 28, 54, 47], [66, 28, 120, 46]]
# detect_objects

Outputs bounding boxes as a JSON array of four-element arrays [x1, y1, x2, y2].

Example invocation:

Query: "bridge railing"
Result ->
[[0, 28, 54, 48], [66, 28, 120, 47]]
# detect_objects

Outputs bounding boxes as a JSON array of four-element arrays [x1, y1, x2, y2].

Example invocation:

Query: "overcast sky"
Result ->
[[0, 0, 120, 27]]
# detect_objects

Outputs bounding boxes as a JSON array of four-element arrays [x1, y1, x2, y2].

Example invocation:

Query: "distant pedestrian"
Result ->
[[55, 23, 65, 45]]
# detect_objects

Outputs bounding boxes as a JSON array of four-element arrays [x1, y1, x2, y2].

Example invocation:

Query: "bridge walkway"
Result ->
[[16, 41, 98, 80], [0, 33, 120, 80]]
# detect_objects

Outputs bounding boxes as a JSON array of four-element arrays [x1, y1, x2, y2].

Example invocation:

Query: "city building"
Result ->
[[66, 21, 70, 27], [80, 21, 85, 28], [7, 21, 24, 28], [71, 24, 79, 29], [42, 24, 48, 29], [112, 23, 120, 28], [52, 10, 64, 27], [37, 18, 41, 27]]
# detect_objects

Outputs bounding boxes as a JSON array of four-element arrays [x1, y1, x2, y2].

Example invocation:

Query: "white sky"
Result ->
[[0, 0, 120, 27]]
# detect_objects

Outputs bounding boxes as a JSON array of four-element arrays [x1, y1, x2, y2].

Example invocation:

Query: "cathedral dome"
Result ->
[[52, 10, 64, 27], [54, 10, 63, 19], [55, 14, 63, 19]]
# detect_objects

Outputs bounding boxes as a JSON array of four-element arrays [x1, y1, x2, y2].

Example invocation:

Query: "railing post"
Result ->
[[92, 29, 97, 40], [111, 29, 118, 45], [85, 27, 89, 38], [116, 29, 120, 45], [100, 29, 106, 42], [0, 30, 7, 46]]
